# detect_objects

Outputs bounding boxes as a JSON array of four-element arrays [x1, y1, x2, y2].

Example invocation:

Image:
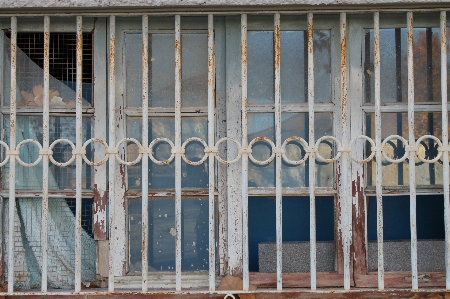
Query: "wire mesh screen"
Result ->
[[4, 32, 93, 106], [2, 198, 96, 289]]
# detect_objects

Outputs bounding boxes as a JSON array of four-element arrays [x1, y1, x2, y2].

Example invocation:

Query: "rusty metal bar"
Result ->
[[273, 12, 282, 292], [41, 15, 50, 293], [207, 13, 216, 292], [74, 15, 83, 293], [373, 11, 384, 291], [174, 14, 182, 292], [7, 16, 17, 294], [141, 14, 149, 292], [108, 15, 116, 293], [340, 12, 351, 291], [441, 10, 450, 290], [241, 13, 249, 291], [407, 11, 418, 291], [307, 12, 316, 291]]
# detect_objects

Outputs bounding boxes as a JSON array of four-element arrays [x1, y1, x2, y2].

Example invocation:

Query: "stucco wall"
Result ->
[[1, 0, 450, 9]]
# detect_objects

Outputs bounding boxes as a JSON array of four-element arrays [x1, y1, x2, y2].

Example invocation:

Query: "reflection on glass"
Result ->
[[364, 28, 449, 103], [366, 112, 447, 186], [2, 116, 93, 190], [128, 197, 209, 272], [125, 33, 207, 108], [126, 117, 208, 189], [280, 113, 334, 188], [248, 30, 331, 104]]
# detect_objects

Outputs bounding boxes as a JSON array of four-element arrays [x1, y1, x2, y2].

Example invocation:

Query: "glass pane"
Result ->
[[3, 33, 93, 107], [249, 196, 334, 272], [248, 113, 275, 187], [366, 112, 448, 186], [128, 197, 209, 272], [3, 198, 96, 289], [2, 116, 93, 190], [281, 113, 334, 188], [281, 30, 331, 103], [125, 33, 207, 108], [364, 27, 450, 103], [126, 117, 208, 189]]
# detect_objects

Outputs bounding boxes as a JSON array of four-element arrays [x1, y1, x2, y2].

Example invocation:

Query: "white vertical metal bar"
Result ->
[[141, 14, 149, 292], [273, 12, 283, 292], [108, 15, 116, 293], [307, 12, 316, 291], [41, 15, 50, 293], [74, 15, 83, 293], [340, 12, 351, 291], [407, 11, 418, 291], [241, 13, 249, 291], [207, 14, 216, 292], [441, 10, 450, 290], [373, 11, 384, 291], [7, 16, 17, 294], [174, 14, 182, 292]]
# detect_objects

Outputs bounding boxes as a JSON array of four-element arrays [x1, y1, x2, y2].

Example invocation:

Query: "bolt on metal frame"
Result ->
[[0, 9, 450, 296]]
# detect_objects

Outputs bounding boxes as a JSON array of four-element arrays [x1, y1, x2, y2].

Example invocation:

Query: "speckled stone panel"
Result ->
[[367, 240, 445, 272], [259, 241, 335, 272]]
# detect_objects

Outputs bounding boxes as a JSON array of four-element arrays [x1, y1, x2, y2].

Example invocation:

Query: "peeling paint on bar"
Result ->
[[441, 10, 450, 290], [373, 10, 384, 291], [307, 12, 316, 291], [7, 16, 17, 295], [108, 15, 116, 293], [407, 11, 418, 291], [174, 14, 182, 292], [207, 13, 216, 292], [75, 15, 83, 293], [41, 15, 50, 293], [241, 13, 249, 292], [141, 14, 149, 292]]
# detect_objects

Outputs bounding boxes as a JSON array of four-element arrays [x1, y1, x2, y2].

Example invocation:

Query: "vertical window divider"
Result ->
[[407, 11, 419, 291], [7, 16, 17, 294], [141, 14, 149, 292], [75, 15, 83, 293], [241, 13, 249, 291], [307, 12, 317, 291], [41, 15, 50, 293], [207, 13, 216, 292], [373, 11, 384, 291]]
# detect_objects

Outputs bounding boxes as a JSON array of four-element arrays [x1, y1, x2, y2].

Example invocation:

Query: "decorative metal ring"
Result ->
[[349, 135, 376, 164], [381, 135, 409, 164], [416, 135, 443, 163], [82, 138, 109, 166], [281, 136, 309, 165], [115, 138, 143, 166], [149, 138, 175, 165], [0, 141, 10, 167], [224, 294, 236, 299], [315, 136, 341, 163], [248, 137, 276, 165], [181, 137, 208, 166], [16, 139, 43, 167], [49, 138, 76, 167], [215, 137, 242, 165]]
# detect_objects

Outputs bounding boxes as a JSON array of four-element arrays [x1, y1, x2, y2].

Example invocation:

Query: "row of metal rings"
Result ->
[[0, 134, 446, 168]]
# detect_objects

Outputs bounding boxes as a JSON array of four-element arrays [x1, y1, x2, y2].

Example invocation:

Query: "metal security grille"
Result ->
[[0, 11, 450, 298]]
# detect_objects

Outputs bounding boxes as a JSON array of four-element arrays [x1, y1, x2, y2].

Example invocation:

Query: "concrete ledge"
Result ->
[[258, 241, 335, 272], [367, 240, 445, 272]]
